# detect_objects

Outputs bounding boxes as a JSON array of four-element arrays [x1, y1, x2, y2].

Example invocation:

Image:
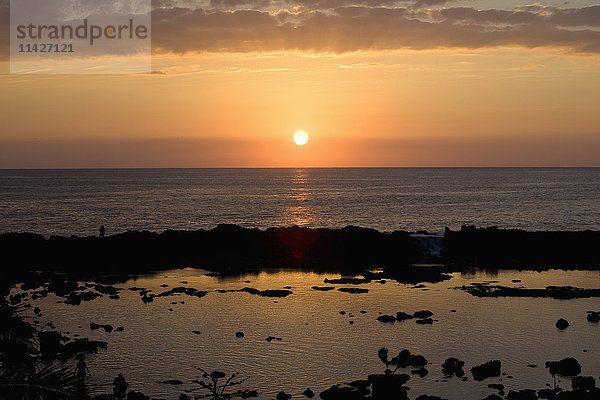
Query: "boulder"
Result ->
[[395, 312, 414, 321], [415, 396, 447, 400], [302, 388, 315, 398], [413, 310, 434, 319], [471, 360, 501, 381], [236, 331, 244, 337], [556, 318, 570, 330], [545, 357, 581, 376], [275, 391, 292, 400], [441, 357, 465, 377], [38, 331, 64, 358], [415, 318, 434, 325], [586, 311, 600, 322], [337, 287, 369, 294], [571, 376, 596, 390], [411, 367, 429, 377], [377, 315, 396, 323]]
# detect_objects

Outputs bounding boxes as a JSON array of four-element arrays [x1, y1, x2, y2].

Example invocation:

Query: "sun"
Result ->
[[293, 131, 309, 146]]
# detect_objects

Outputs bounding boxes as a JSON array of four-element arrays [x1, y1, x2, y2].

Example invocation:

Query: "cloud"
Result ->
[[151, 5, 600, 55]]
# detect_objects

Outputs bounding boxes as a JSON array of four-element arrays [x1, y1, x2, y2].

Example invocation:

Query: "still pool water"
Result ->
[[18, 268, 600, 399]]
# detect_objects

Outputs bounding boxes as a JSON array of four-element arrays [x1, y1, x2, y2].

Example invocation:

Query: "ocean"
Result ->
[[1, 168, 599, 235]]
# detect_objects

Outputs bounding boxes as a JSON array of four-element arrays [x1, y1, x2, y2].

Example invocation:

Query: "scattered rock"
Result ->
[[459, 284, 600, 300], [312, 286, 335, 291], [442, 357, 465, 377], [571, 376, 596, 390], [266, 336, 282, 342], [545, 357, 581, 376], [324, 277, 370, 285], [377, 315, 396, 323], [240, 287, 292, 297], [556, 318, 570, 330], [337, 287, 369, 294], [157, 379, 183, 385], [302, 388, 315, 398], [587, 311, 600, 322], [276, 391, 292, 400], [396, 312, 414, 321], [415, 318, 434, 325], [471, 360, 502, 381], [415, 395, 448, 400], [236, 331, 244, 338], [411, 367, 429, 377], [413, 310, 434, 319], [192, 331, 202, 335]]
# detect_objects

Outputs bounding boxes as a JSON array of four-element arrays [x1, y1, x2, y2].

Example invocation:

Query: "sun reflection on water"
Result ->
[[285, 169, 315, 226]]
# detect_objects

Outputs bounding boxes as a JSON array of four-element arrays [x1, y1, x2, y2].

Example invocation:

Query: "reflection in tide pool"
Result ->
[[19, 268, 600, 399]]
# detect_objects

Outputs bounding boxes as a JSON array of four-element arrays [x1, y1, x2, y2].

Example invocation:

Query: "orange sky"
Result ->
[[1, 1, 599, 167]]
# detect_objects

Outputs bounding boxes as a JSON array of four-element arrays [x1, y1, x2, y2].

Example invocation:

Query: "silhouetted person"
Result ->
[[74, 354, 90, 385], [113, 372, 128, 398], [99, 225, 105, 238]]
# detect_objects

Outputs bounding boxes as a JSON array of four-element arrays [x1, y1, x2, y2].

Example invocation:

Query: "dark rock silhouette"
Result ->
[[236, 331, 244, 337], [265, 336, 282, 342], [545, 357, 582, 376], [337, 287, 369, 294], [572, 376, 596, 390], [90, 322, 113, 332], [411, 367, 429, 377], [458, 284, 600, 299], [377, 315, 396, 323], [312, 286, 335, 291], [320, 383, 372, 400], [127, 391, 150, 400], [415, 318, 435, 324], [556, 318, 570, 330], [471, 360, 502, 381], [324, 277, 371, 284], [276, 391, 292, 400], [368, 374, 408, 400], [443, 226, 600, 268], [413, 310, 434, 319], [415, 395, 448, 400], [586, 311, 600, 322], [506, 389, 537, 400], [396, 312, 414, 321], [157, 286, 208, 298], [441, 357, 465, 377], [302, 388, 315, 398], [157, 379, 183, 385], [240, 287, 292, 297]]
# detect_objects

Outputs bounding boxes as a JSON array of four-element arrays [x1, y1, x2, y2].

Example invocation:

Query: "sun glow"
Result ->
[[293, 131, 309, 146]]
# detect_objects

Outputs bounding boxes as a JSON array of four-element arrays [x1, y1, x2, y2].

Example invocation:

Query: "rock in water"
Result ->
[[441, 357, 465, 377], [545, 357, 582, 376], [302, 388, 315, 398], [586, 311, 600, 322], [471, 360, 502, 381], [571, 376, 596, 390], [275, 391, 292, 400], [556, 318, 570, 330]]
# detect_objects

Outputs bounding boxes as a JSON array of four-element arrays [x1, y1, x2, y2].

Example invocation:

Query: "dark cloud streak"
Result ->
[[151, 5, 600, 55]]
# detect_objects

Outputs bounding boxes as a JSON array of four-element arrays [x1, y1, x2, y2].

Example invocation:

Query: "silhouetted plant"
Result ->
[[0, 297, 85, 400], [188, 367, 250, 400]]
